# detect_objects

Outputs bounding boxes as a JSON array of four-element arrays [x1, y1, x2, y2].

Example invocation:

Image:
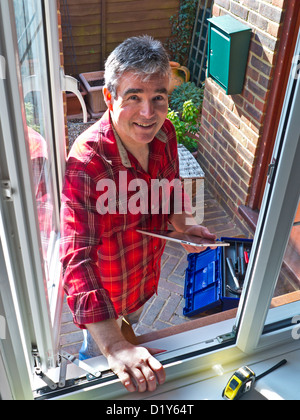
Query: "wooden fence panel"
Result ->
[[61, 0, 179, 75]]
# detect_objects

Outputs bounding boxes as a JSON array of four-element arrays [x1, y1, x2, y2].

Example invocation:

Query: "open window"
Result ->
[[0, 0, 86, 399], [235, 29, 300, 352], [0, 0, 300, 400]]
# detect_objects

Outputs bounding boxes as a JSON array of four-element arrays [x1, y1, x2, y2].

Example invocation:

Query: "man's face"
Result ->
[[109, 71, 169, 148]]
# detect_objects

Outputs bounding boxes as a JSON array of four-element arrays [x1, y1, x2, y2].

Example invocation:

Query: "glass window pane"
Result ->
[[13, 0, 59, 292], [270, 202, 300, 306]]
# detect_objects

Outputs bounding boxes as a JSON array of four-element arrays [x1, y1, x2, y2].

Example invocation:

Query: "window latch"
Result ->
[[267, 159, 276, 184], [1, 180, 13, 202], [217, 331, 236, 344], [0, 55, 6, 80]]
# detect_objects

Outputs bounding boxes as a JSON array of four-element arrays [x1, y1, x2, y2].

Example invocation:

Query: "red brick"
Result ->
[[268, 21, 281, 38], [258, 73, 271, 89], [245, 66, 259, 82], [272, 0, 286, 8], [255, 97, 267, 113], [247, 78, 268, 100], [259, 2, 283, 23], [248, 11, 269, 32], [244, 101, 264, 123], [215, 0, 230, 10], [237, 142, 255, 166], [249, 39, 265, 58], [225, 109, 240, 128], [243, 88, 255, 104], [212, 4, 221, 16], [251, 54, 272, 76], [230, 2, 249, 20]]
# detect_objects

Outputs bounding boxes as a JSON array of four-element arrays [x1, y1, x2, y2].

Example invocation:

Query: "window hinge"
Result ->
[[59, 349, 102, 381], [32, 347, 58, 391], [1, 180, 13, 202], [33, 348, 102, 396]]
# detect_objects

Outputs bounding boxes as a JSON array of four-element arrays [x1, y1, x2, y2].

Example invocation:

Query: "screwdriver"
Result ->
[[226, 257, 240, 290]]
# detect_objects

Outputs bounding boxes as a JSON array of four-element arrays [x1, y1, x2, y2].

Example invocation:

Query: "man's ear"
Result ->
[[103, 87, 113, 111]]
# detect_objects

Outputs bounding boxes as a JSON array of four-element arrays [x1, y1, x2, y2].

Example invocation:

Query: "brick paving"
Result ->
[[59, 185, 245, 356]]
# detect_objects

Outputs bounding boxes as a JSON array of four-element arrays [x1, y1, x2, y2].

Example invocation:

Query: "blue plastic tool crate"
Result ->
[[183, 237, 253, 317]]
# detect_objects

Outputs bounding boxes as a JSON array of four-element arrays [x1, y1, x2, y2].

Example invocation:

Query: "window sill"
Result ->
[[239, 205, 259, 233]]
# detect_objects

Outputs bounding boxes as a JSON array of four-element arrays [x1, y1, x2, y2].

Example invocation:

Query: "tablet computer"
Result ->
[[136, 230, 230, 248]]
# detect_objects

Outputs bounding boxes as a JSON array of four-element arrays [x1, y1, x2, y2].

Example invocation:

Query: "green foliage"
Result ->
[[25, 101, 40, 134], [170, 82, 205, 114], [167, 100, 200, 152], [165, 0, 198, 65]]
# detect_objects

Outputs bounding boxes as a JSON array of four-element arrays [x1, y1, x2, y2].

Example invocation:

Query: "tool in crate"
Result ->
[[183, 237, 253, 317], [225, 241, 252, 296]]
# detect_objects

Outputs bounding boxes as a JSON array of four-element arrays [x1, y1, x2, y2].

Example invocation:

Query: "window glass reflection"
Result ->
[[13, 0, 58, 286]]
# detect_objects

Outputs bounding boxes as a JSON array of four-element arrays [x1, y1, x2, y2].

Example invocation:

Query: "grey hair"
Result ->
[[104, 35, 171, 98]]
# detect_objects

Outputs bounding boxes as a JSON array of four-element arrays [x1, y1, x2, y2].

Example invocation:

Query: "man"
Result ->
[[60, 36, 216, 393]]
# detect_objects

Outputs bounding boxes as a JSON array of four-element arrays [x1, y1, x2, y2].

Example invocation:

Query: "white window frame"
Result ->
[[0, 0, 66, 376], [234, 25, 300, 353]]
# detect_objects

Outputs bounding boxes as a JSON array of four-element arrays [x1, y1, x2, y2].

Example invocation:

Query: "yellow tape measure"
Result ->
[[222, 359, 287, 400]]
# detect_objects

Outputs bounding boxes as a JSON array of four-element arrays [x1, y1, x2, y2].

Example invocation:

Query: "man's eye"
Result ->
[[128, 95, 139, 101]]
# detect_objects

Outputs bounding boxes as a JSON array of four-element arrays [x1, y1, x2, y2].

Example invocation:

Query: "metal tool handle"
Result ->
[[226, 258, 240, 289]]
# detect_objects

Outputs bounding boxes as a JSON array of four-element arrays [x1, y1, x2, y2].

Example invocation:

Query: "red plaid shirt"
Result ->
[[60, 111, 182, 328]]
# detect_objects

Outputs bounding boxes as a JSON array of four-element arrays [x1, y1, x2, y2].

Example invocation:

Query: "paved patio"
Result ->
[[59, 185, 245, 356]]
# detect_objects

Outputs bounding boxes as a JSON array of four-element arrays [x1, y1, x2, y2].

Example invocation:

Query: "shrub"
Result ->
[[167, 99, 200, 152], [165, 0, 198, 65], [170, 82, 205, 115]]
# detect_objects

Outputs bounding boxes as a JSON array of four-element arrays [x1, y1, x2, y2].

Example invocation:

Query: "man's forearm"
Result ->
[[86, 318, 126, 358]]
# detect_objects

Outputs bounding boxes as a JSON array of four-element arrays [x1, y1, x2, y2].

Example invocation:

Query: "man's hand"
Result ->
[[107, 341, 166, 393], [86, 319, 166, 393], [182, 224, 217, 253], [169, 211, 217, 254]]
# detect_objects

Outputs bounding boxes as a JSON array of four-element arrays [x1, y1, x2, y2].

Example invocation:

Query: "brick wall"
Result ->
[[197, 0, 287, 234]]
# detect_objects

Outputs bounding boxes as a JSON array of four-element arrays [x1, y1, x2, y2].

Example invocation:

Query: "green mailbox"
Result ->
[[207, 15, 252, 95]]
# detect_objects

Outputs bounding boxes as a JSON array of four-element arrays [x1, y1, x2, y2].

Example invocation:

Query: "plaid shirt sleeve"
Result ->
[[60, 161, 118, 329]]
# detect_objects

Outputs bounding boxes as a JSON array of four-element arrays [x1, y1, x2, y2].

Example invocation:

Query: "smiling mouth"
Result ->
[[134, 122, 156, 129]]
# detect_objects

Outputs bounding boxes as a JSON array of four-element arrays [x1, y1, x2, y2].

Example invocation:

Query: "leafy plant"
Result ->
[[25, 101, 41, 134], [170, 82, 205, 115], [167, 100, 200, 152], [165, 0, 198, 65]]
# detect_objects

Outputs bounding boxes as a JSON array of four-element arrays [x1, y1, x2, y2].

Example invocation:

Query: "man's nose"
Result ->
[[140, 100, 155, 119]]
